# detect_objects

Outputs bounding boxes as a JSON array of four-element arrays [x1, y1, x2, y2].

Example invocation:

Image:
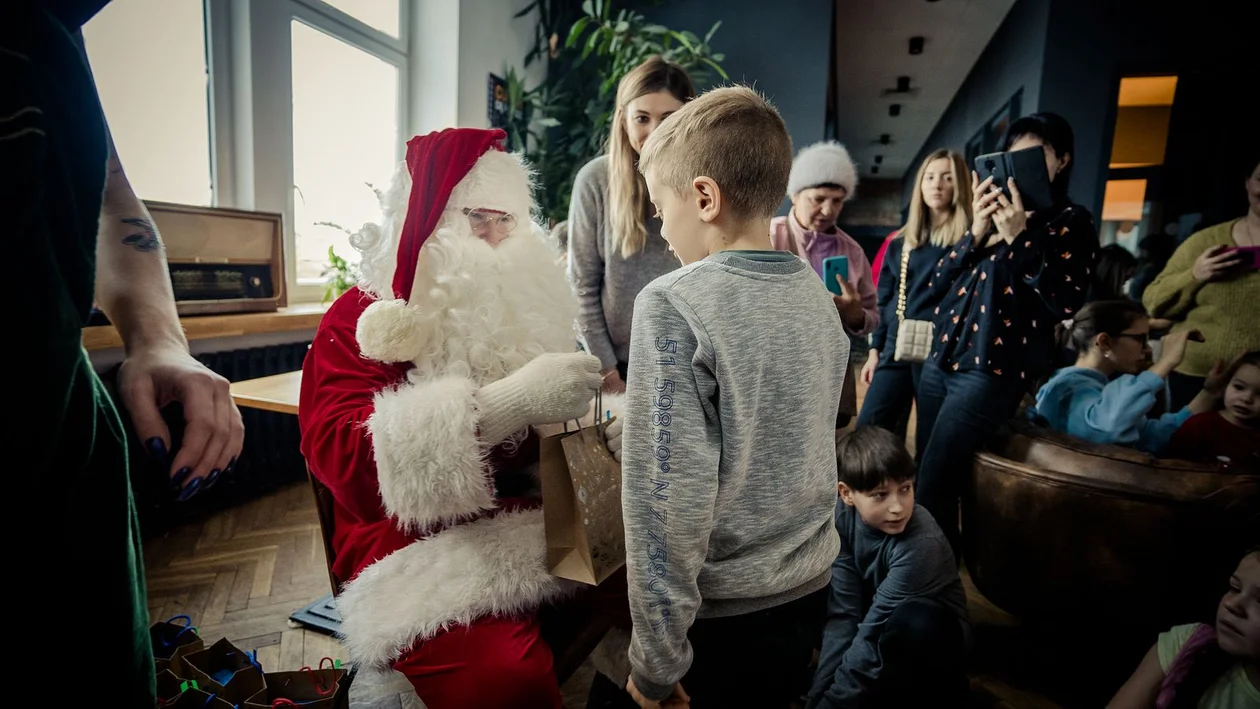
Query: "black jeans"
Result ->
[[915, 363, 1027, 561], [856, 361, 922, 439], [681, 590, 826, 709], [871, 598, 967, 707]]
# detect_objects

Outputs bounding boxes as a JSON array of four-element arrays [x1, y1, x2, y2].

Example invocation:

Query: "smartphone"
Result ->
[[1230, 246, 1260, 270], [973, 145, 1056, 212], [823, 256, 850, 296]]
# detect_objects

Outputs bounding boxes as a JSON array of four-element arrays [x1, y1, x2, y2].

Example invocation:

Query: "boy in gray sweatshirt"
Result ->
[[603, 86, 848, 708], [808, 426, 970, 709]]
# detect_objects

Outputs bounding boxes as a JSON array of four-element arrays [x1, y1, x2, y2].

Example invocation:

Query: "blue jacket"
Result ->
[[1032, 367, 1191, 454]]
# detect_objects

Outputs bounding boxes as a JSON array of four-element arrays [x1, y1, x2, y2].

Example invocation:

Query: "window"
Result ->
[[319, 0, 401, 38], [1099, 76, 1179, 250], [290, 20, 400, 283], [83, 0, 212, 206]]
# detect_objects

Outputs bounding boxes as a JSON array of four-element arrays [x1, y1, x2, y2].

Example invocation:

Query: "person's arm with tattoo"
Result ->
[[96, 126, 245, 499]]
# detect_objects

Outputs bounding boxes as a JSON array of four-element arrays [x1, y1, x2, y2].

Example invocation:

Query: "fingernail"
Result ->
[[205, 469, 221, 488], [177, 477, 202, 502], [171, 467, 193, 488], [146, 437, 168, 464], [225, 457, 236, 475]]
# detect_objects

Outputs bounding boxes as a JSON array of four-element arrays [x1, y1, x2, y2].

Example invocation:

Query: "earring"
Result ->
[[1104, 351, 1112, 360]]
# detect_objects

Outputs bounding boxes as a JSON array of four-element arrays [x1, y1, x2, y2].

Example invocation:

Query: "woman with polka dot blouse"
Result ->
[[914, 112, 1099, 562]]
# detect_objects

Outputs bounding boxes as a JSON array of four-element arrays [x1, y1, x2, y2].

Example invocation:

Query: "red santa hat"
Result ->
[[355, 128, 508, 363]]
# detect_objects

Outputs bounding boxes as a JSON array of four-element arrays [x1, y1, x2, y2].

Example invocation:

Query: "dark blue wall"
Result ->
[[902, 0, 1050, 208], [1038, 0, 1256, 225], [907, 0, 1255, 224], [638, 0, 833, 214]]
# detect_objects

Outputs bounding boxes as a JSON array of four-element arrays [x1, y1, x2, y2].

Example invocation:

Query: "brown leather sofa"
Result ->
[[964, 419, 1258, 633]]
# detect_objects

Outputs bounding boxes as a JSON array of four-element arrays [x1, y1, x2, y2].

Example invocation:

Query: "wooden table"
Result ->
[[229, 370, 302, 415]]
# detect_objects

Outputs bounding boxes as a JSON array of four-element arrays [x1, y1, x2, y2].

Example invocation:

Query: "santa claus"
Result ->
[[298, 128, 609, 708]]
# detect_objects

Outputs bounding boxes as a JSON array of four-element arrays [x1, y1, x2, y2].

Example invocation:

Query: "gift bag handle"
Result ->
[[159, 614, 199, 646], [271, 701, 299, 708], [299, 665, 335, 696], [318, 657, 342, 671]]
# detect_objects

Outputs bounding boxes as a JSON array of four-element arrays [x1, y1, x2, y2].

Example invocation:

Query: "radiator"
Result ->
[[104, 342, 312, 538]]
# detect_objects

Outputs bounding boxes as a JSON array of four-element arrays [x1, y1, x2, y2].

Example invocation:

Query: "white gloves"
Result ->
[[605, 416, 623, 462], [476, 352, 603, 444]]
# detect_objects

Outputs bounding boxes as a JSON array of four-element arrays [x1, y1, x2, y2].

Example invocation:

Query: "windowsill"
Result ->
[[82, 302, 329, 351]]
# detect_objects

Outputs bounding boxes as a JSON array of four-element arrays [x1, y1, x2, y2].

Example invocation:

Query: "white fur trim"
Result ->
[[357, 298, 429, 364], [334, 508, 574, 668], [368, 375, 493, 530]]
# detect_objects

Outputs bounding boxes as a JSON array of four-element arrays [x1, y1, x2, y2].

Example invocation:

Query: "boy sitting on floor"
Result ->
[[807, 426, 972, 709]]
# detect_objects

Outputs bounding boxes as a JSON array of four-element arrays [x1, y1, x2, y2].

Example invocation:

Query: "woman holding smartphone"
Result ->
[[857, 149, 973, 438], [568, 57, 694, 393], [1142, 159, 1260, 409], [771, 141, 878, 429], [914, 112, 1098, 561]]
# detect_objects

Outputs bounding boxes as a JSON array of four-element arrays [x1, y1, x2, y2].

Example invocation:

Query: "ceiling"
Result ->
[[829, 0, 1017, 180]]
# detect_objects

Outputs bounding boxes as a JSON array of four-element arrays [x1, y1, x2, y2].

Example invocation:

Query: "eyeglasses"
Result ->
[[1114, 332, 1150, 346], [461, 208, 518, 235]]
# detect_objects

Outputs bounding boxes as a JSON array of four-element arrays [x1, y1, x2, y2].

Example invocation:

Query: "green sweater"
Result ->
[[1142, 219, 1260, 377]]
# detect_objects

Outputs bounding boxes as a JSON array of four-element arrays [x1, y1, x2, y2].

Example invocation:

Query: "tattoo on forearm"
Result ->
[[120, 217, 162, 252]]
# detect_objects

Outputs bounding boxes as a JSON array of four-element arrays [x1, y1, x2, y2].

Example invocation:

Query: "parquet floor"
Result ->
[[143, 481, 346, 668], [142, 376, 1072, 708]]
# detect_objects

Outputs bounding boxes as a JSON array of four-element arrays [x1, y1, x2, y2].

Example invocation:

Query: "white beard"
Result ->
[[407, 217, 579, 386]]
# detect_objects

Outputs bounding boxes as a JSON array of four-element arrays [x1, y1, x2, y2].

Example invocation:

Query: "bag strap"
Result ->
[[896, 237, 910, 323], [301, 666, 334, 696]]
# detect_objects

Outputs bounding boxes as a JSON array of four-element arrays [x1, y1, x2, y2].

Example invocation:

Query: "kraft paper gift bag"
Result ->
[[160, 685, 236, 708], [244, 659, 350, 709], [182, 637, 266, 703], [540, 397, 626, 586], [151, 614, 205, 678]]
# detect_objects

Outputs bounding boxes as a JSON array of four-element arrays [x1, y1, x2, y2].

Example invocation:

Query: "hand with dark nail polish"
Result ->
[[177, 477, 202, 502], [146, 437, 169, 464], [205, 469, 221, 488], [171, 467, 193, 490]]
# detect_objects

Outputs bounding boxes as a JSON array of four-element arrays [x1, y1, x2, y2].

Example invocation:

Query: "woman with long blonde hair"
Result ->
[[568, 56, 694, 392], [856, 149, 972, 436]]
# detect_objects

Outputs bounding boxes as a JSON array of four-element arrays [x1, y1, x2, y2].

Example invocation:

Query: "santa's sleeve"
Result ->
[[298, 296, 495, 530]]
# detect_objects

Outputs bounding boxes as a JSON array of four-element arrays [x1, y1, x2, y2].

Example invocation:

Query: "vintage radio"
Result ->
[[146, 200, 287, 316]]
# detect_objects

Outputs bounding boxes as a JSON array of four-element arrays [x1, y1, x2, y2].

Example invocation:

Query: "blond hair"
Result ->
[[637, 85, 792, 221], [608, 56, 695, 258], [903, 149, 973, 249]]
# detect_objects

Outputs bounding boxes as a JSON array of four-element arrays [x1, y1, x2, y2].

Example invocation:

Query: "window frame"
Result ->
[[207, 0, 409, 303]]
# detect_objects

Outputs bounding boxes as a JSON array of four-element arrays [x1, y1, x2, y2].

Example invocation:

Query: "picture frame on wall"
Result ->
[[968, 87, 1024, 162]]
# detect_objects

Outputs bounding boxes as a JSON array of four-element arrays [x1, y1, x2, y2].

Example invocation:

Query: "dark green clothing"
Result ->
[[5, 2, 155, 705]]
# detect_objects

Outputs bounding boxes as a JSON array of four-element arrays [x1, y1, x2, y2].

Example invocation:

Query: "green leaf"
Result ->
[[565, 16, 590, 48], [704, 20, 722, 44], [581, 0, 593, 17], [702, 57, 729, 81], [581, 29, 600, 61], [537, 117, 561, 128]]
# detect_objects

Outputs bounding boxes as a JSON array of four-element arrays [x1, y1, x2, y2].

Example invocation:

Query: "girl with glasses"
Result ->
[[1029, 300, 1232, 454]]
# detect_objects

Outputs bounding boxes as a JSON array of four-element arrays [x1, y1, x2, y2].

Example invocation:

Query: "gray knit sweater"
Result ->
[[567, 155, 679, 370]]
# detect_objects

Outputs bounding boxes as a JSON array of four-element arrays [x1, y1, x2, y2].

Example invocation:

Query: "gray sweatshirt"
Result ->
[[622, 250, 849, 701], [567, 155, 679, 370], [807, 503, 971, 709]]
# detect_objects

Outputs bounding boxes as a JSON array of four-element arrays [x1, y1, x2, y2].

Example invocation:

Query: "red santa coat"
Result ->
[[298, 286, 571, 669]]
